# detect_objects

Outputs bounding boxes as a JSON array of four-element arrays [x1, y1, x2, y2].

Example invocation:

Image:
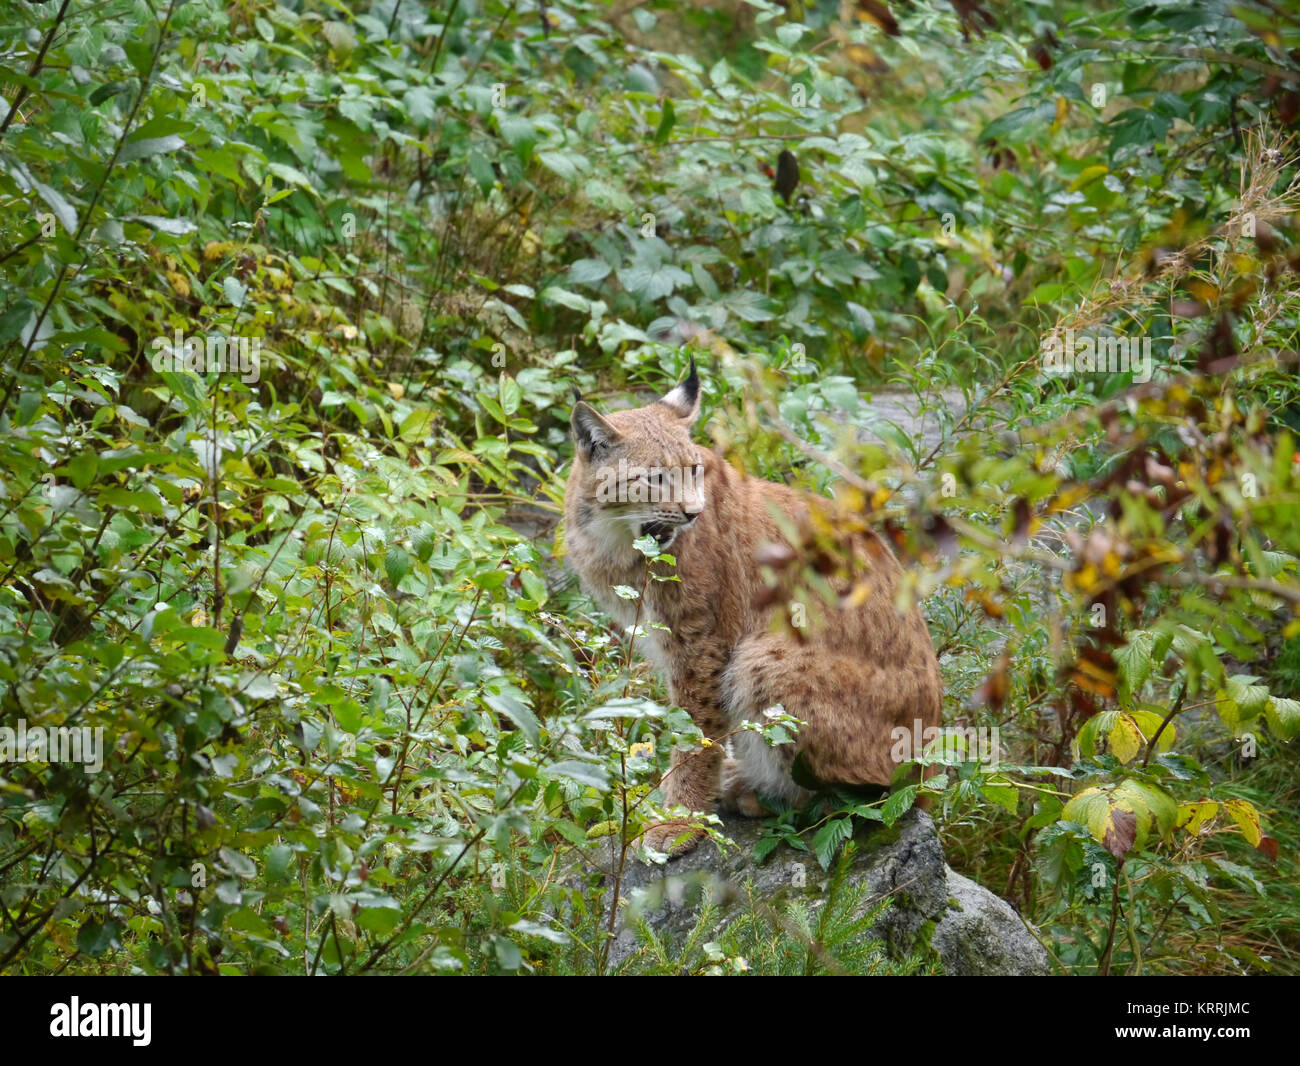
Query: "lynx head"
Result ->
[[568, 358, 706, 551]]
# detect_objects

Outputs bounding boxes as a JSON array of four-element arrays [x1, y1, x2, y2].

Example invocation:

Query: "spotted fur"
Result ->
[[563, 362, 943, 854]]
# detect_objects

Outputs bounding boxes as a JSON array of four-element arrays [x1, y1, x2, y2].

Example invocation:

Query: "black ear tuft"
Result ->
[[571, 385, 582, 403], [659, 355, 701, 421]]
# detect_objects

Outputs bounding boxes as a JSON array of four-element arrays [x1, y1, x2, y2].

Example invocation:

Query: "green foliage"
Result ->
[[622, 842, 934, 976], [1269, 634, 1300, 699], [2, 0, 1299, 975]]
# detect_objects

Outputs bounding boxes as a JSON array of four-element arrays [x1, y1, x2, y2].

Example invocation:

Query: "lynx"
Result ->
[[563, 360, 943, 855]]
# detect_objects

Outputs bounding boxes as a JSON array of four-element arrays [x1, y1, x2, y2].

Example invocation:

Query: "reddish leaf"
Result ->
[[1103, 807, 1138, 862]]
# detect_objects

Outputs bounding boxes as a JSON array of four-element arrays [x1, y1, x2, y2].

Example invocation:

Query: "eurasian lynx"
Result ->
[[563, 360, 943, 854]]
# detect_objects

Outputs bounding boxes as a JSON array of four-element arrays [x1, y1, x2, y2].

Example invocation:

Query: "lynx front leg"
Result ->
[[662, 738, 724, 810], [640, 670, 727, 856], [639, 742, 724, 856], [720, 756, 766, 817]]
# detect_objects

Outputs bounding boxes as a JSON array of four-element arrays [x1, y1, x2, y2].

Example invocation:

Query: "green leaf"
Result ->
[[218, 847, 257, 879], [790, 750, 825, 790], [980, 783, 1019, 814], [62, 450, 99, 490], [811, 816, 852, 869], [76, 919, 122, 956], [499, 374, 522, 416], [494, 936, 523, 970], [497, 114, 537, 160], [510, 918, 570, 945], [31, 180, 77, 233], [538, 150, 584, 181], [384, 545, 413, 587], [267, 162, 320, 197], [979, 101, 1057, 144], [483, 688, 540, 747], [520, 569, 547, 608], [653, 98, 675, 143], [468, 149, 496, 194], [540, 286, 591, 312], [545, 759, 609, 790], [1115, 630, 1154, 695], [582, 697, 664, 721], [569, 258, 611, 285], [89, 82, 131, 106], [552, 820, 588, 845], [130, 215, 195, 236], [1265, 696, 1300, 740], [265, 844, 294, 881], [120, 134, 186, 162], [0, 301, 34, 344], [617, 262, 690, 302], [881, 784, 918, 826], [222, 276, 248, 308]]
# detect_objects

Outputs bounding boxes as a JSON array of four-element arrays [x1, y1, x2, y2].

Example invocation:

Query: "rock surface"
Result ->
[[599, 809, 1051, 976], [933, 867, 1052, 977]]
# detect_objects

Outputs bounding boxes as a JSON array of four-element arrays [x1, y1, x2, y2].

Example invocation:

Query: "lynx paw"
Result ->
[[721, 757, 767, 818], [638, 822, 705, 856]]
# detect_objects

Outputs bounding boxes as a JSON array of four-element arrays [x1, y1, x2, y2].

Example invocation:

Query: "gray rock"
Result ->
[[596, 809, 1050, 976], [933, 867, 1052, 976]]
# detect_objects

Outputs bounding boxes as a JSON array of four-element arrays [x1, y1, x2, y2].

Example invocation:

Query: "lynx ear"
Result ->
[[571, 401, 621, 462], [658, 355, 700, 422]]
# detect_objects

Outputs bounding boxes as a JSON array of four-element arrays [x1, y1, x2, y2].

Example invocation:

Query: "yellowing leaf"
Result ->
[[166, 271, 190, 298], [1224, 798, 1262, 847], [1130, 708, 1174, 754], [838, 485, 865, 512], [1052, 95, 1069, 131], [1063, 780, 1176, 861], [1048, 483, 1091, 514], [1068, 165, 1108, 192], [1177, 800, 1218, 836], [1108, 714, 1142, 764], [1069, 562, 1099, 592], [844, 581, 873, 608]]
